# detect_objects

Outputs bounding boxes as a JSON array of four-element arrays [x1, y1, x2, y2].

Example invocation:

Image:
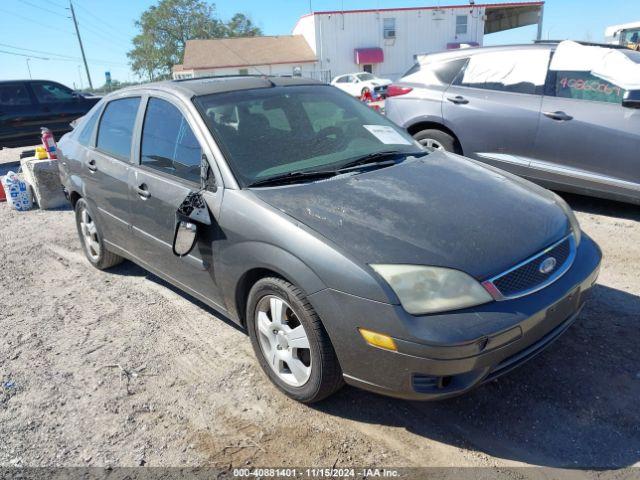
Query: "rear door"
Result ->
[[128, 94, 224, 306], [442, 48, 550, 174], [0, 82, 40, 147], [85, 96, 142, 250], [531, 69, 640, 196]]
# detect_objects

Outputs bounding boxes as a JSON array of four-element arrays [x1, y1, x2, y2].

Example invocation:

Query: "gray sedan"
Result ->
[[58, 77, 601, 403], [385, 43, 640, 205]]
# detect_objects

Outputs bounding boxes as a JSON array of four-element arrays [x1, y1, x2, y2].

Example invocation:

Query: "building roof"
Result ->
[[180, 35, 317, 71], [297, 1, 543, 17]]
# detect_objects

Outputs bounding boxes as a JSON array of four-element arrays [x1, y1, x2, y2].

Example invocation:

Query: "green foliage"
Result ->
[[127, 0, 262, 81]]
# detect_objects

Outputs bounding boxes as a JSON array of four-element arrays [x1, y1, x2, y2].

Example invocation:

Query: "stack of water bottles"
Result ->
[[1, 171, 33, 211]]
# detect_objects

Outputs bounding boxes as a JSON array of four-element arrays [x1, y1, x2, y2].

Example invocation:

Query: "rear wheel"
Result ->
[[74, 198, 123, 270], [413, 128, 459, 153], [246, 277, 343, 403]]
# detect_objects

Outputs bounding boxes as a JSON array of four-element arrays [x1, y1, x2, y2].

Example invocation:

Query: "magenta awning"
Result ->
[[354, 48, 384, 64]]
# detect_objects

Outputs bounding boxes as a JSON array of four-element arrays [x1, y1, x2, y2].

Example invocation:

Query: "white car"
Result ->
[[330, 72, 392, 97]]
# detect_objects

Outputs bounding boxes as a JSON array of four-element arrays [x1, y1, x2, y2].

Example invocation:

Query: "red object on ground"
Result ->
[[360, 89, 373, 102], [41, 127, 58, 160], [0, 183, 6, 202]]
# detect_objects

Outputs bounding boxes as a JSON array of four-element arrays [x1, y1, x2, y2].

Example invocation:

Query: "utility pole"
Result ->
[[26, 58, 32, 79], [69, 1, 93, 89]]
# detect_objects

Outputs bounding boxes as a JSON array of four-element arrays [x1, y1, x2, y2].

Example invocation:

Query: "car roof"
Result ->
[[114, 75, 322, 100]]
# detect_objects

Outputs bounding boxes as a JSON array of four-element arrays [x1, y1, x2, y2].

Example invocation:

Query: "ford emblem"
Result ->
[[539, 257, 557, 274]]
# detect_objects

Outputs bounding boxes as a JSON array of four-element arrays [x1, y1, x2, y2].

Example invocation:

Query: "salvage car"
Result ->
[[0, 80, 99, 148], [58, 76, 601, 403], [385, 41, 640, 205], [331, 72, 392, 98]]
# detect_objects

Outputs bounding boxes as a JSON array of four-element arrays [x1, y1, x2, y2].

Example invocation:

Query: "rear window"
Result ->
[[554, 71, 626, 104], [77, 106, 102, 146], [97, 97, 140, 160], [401, 58, 468, 85]]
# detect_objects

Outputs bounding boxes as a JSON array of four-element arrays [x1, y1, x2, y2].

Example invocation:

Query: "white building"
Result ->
[[293, 1, 544, 80], [173, 2, 544, 82]]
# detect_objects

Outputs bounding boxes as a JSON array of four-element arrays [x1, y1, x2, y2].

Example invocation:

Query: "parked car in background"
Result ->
[[0, 80, 99, 148], [385, 41, 640, 205], [58, 76, 600, 403], [331, 72, 392, 98]]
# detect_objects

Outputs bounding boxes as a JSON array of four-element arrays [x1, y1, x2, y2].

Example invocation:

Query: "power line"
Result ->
[[18, 0, 68, 18], [0, 7, 75, 35], [0, 49, 49, 60]]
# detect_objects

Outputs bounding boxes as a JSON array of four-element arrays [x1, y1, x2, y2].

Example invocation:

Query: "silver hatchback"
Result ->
[[385, 42, 640, 205]]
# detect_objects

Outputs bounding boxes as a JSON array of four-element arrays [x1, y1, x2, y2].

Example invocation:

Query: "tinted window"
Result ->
[[32, 82, 76, 104], [0, 83, 31, 106], [97, 97, 140, 160], [196, 85, 420, 187], [433, 58, 468, 84], [554, 71, 626, 104], [141, 98, 202, 183], [77, 107, 102, 146], [456, 49, 550, 95]]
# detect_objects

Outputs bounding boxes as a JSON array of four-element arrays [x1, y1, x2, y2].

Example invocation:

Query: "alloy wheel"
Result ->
[[255, 295, 312, 387], [419, 138, 444, 150], [79, 207, 101, 261]]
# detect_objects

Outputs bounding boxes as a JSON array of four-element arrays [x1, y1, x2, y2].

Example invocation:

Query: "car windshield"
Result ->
[[194, 85, 422, 187], [356, 73, 376, 81]]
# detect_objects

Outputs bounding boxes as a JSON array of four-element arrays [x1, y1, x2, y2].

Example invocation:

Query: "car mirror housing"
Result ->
[[172, 219, 198, 257], [622, 90, 640, 109]]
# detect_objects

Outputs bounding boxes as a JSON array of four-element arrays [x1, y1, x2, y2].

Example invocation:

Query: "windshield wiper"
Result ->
[[337, 150, 424, 172], [247, 169, 339, 188]]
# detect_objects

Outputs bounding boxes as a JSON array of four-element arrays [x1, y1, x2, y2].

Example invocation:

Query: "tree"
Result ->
[[127, 0, 262, 81], [225, 13, 262, 37]]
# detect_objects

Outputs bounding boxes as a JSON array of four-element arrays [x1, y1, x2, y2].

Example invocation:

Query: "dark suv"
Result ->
[[0, 80, 99, 148]]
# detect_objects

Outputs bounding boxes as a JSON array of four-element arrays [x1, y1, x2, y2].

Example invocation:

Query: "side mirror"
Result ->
[[622, 90, 640, 109], [172, 219, 198, 257], [201, 154, 217, 192]]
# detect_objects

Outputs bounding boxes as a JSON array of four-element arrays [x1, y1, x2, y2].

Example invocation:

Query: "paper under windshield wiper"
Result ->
[[247, 169, 338, 187]]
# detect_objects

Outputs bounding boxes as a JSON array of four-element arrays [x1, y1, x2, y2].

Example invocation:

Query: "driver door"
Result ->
[[128, 94, 225, 308]]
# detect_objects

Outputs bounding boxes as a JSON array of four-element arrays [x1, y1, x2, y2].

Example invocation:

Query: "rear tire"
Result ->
[[413, 129, 459, 153], [246, 277, 343, 403], [74, 198, 123, 270]]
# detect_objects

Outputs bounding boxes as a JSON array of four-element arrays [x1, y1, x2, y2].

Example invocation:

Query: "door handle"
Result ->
[[447, 96, 469, 105], [136, 183, 150, 199], [87, 159, 98, 172], [543, 111, 573, 121]]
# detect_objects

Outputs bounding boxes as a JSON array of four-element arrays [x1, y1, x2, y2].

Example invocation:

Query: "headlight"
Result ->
[[553, 193, 581, 246], [370, 264, 493, 315]]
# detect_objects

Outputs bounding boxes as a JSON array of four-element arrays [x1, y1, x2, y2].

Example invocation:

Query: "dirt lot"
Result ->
[[1, 146, 639, 471]]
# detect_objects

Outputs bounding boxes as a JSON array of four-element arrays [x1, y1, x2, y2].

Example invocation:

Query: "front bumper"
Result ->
[[308, 233, 602, 400]]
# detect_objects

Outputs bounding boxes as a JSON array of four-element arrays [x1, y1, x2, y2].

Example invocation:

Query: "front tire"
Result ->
[[74, 198, 123, 270], [413, 128, 459, 153], [246, 277, 343, 403]]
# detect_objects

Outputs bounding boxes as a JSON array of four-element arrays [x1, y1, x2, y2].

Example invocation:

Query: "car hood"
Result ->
[[251, 152, 570, 279]]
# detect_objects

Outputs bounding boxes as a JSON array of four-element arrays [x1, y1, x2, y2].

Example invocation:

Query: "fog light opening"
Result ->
[[439, 376, 453, 388]]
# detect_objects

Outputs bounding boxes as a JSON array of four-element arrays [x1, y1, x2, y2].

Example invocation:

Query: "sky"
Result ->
[[0, 0, 634, 89]]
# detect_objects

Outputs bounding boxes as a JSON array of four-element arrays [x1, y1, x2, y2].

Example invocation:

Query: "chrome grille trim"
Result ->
[[482, 234, 577, 301]]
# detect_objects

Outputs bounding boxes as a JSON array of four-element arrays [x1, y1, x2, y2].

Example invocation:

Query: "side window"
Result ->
[[77, 106, 102, 146], [336, 76, 348, 84], [553, 71, 626, 104], [141, 98, 202, 183], [456, 15, 468, 35], [97, 97, 140, 160], [456, 50, 550, 95], [32, 82, 76, 104], [403, 58, 468, 85], [0, 83, 32, 106]]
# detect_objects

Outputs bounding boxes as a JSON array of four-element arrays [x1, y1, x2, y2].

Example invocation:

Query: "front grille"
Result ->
[[485, 235, 575, 300]]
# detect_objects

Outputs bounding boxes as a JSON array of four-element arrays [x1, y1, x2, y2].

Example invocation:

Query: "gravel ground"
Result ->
[[1, 146, 639, 470]]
